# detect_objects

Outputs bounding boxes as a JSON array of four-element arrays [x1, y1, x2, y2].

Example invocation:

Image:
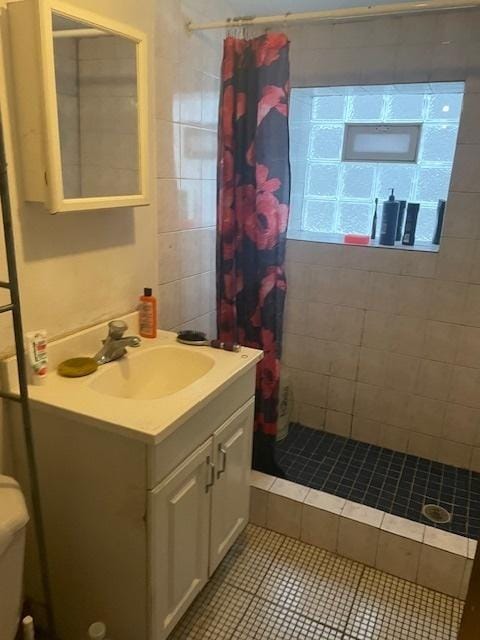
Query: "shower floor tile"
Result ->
[[171, 524, 463, 639], [276, 424, 480, 539]]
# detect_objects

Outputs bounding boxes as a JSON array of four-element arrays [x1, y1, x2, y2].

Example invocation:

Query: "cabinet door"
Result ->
[[149, 438, 214, 640], [209, 399, 255, 574]]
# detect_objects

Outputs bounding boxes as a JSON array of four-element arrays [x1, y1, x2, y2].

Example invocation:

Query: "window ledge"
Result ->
[[287, 230, 440, 253]]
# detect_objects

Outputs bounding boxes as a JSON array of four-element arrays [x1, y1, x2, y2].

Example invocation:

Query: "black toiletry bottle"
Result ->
[[395, 200, 407, 242], [371, 198, 378, 240], [432, 199, 446, 245], [402, 203, 420, 246], [379, 189, 400, 246]]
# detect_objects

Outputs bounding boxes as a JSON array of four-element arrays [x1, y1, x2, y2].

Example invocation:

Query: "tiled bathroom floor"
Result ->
[[170, 524, 463, 639], [276, 424, 480, 539]]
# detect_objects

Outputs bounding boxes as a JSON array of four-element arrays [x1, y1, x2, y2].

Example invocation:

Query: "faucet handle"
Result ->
[[108, 320, 128, 339]]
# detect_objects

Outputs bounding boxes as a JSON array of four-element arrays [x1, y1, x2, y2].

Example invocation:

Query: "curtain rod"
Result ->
[[53, 28, 111, 38], [187, 0, 480, 31]]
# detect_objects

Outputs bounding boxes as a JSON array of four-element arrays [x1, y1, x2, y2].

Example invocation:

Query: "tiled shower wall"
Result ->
[[154, 0, 230, 337], [283, 8, 480, 471]]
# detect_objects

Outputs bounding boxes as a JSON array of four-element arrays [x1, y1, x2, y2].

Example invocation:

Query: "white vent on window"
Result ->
[[342, 123, 422, 163]]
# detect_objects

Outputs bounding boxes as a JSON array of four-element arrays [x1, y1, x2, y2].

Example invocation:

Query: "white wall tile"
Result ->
[[443, 192, 480, 239], [327, 377, 355, 413], [284, 298, 308, 335], [408, 395, 447, 437], [289, 369, 329, 408], [396, 277, 431, 318], [423, 320, 459, 364], [437, 438, 472, 469], [428, 281, 467, 325], [472, 447, 480, 472], [436, 238, 476, 283], [417, 546, 466, 598], [451, 143, 480, 194], [376, 531, 421, 583], [363, 311, 392, 351], [459, 559, 474, 600], [443, 403, 480, 445], [250, 470, 276, 491], [470, 241, 480, 284], [266, 494, 303, 539], [358, 348, 386, 387], [408, 432, 440, 460], [325, 410, 352, 437], [416, 360, 453, 401], [354, 382, 387, 423], [450, 366, 480, 408], [368, 272, 399, 313], [402, 252, 438, 279], [156, 120, 181, 178], [464, 284, 480, 327], [338, 518, 380, 566], [250, 487, 268, 527], [301, 505, 340, 552], [351, 416, 381, 446], [379, 423, 409, 453], [381, 513, 425, 542], [456, 326, 480, 368], [430, 43, 468, 82], [423, 527, 468, 556], [458, 93, 480, 145], [394, 44, 432, 83], [286, 262, 311, 301], [390, 315, 426, 357], [298, 403, 326, 431], [385, 352, 420, 393]]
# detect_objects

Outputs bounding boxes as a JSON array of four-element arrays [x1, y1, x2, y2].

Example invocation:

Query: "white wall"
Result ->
[[0, 0, 157, 361], [0, 0, 157, 474], [283, 8, 480, 471]]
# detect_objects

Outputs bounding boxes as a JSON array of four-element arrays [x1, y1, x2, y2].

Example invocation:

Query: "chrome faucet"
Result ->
[[94, 320, 141, 365]]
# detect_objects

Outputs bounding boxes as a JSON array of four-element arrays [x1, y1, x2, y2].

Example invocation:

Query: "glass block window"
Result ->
[[288, 83, 464, 243]]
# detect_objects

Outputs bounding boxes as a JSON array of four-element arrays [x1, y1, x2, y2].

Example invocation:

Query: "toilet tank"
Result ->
[[0, 475, 29, 640]]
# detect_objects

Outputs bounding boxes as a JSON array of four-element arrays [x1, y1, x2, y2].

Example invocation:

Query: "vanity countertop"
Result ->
[[2, 316, 263, 445]]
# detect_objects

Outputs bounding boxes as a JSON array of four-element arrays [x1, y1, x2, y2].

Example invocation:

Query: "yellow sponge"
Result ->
[[57, 357, 98, 378]]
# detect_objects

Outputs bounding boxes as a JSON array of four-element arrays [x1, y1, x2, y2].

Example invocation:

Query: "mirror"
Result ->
[[52, 14, 140, 199], [7, 0, 149, 213]]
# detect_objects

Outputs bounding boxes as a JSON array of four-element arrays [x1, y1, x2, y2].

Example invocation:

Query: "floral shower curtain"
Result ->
[[216, 33, 290, 476]]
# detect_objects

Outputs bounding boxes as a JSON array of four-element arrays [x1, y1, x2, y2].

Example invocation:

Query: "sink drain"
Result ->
[[422, 504, 452, 524]]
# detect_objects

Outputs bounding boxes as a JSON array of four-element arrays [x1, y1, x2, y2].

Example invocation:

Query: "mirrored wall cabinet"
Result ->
[[9, 0, 150, 213]]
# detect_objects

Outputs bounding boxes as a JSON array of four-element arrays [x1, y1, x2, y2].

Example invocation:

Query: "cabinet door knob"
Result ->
[[217, 445, 227, 479], [205, 456, 215, 493]]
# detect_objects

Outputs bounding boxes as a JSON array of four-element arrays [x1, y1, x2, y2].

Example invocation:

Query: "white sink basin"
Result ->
[[89, 345, 215, 400]]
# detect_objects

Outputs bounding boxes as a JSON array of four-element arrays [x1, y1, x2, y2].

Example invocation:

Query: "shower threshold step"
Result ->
[[249, 470, 475, 600]]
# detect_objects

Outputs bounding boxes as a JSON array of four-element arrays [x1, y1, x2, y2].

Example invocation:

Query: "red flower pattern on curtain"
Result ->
[[217, 33, 290, 475]]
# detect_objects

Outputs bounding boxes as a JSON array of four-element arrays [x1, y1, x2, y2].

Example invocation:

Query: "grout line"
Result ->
[[341, 564, 367, 639]]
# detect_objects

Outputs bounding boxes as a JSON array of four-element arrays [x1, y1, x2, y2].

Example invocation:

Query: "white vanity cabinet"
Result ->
[[150, 400, 254, 640], [209, 401, 253, 574], [150, 439, 212, 639], [5, 342, 260, 640]]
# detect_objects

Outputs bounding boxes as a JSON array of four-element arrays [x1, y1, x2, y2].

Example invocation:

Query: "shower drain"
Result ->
[[422, 504, 452, 524]]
